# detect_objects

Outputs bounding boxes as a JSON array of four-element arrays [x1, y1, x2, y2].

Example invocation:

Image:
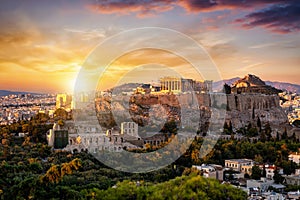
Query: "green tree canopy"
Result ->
[[251, 165, 262, 180]]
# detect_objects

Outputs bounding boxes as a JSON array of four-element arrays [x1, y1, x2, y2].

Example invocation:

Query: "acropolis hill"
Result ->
[[95, 75, 289, 135]]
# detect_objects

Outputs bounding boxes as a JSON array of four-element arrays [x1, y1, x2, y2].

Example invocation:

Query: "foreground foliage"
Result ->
[[1, 117, 300, 199], [92, 175, 247, 200]]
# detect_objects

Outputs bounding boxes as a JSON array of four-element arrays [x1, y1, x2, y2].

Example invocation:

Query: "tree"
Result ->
[[254, 155, 263, 164], [244, 173, 250, 179], [22, 124, 29, 133], [34, 113, 49, 123], [282, 128, 288, 140], [54, 108, 68, 120], [262, 165, 266, 177], [273, 169, 284, 184], [224, 122, 229, 130], [246, 124, 258, 137], [260, 131, 266, 142], [223, 122, 230, 135], [94, 175, 247, 200], [228, 121, 233, 133], [264, 123, 272, 141], [191, 149, 200, 164], [251, 166, 262, 180], [276, 132, 280, 141], [41, 158, 82, 184], [57, 119, 64, 126], [223, 84, 231, 94], [282, 160, 296, 175], [290, 132, 296, 141], [161, 120, 178, 134], [292, 120, 300, 128], [257, 117, 262, 132]]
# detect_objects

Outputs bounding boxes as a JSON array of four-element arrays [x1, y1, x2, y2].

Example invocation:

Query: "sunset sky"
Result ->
[[0, 0, 299, 93]]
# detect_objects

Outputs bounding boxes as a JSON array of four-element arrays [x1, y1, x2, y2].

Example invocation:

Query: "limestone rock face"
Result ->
[[95, 92, 288, 131], [225, 94, 288, 129]]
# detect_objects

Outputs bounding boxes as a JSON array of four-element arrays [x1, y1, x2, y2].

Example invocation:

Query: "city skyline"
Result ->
[[0, 0, 299, 93]]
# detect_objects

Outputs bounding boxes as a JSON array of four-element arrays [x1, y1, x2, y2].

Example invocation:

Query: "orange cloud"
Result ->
[[86, 0, 174, 18], [87, 0, 284, 16]]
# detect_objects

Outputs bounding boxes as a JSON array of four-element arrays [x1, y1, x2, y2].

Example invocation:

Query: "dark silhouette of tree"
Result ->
[[54, 108, 68, 120], [262, 165, 266, 177], [34, 113, 50, 123], [251, 166, 262, 180], [282, 128, 288, 140], [257, 117, 261, 132], [228, 121, 233, 133], [161, 120, 178, 134], [273, 169, 284, 184], [282, 160, 296, 175], [244, 173, 250, 179], [292, 120, 300, 128], [260, 131, 266, 142], [290, 132, 296, 141], [276, 132, 280, 141], [264, 123, 272, 141], [223, 84, 231, 94]]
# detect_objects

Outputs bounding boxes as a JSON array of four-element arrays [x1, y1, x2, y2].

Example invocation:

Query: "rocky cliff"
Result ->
[[225, 94, 287, 129], [95, 92, 288, 132]]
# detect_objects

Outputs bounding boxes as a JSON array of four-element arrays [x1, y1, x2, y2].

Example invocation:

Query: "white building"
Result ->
[[289, 152, 300, 164], [263, 165, 283, 180], [121, 122, 139, 138], [193, 164, 224, 181], [46, 123, 60, 147], [282, 169, 300, 186], [260, 192, 285, 200], [225, 159, 254, 172], [288, 191, 300, 199], [64, 117, 141, 153], [247, 178, 274, 193]]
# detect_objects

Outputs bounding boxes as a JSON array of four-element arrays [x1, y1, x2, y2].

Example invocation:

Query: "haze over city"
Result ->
[[0, 0, 299, 93]]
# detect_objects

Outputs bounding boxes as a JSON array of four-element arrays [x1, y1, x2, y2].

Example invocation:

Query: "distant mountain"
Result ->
[[109, 83, 141, 94], [212, 77, 240, 91], [0, 90, 39, 97], [265, 81, 300, 93], [213, 76, 300, 93]]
